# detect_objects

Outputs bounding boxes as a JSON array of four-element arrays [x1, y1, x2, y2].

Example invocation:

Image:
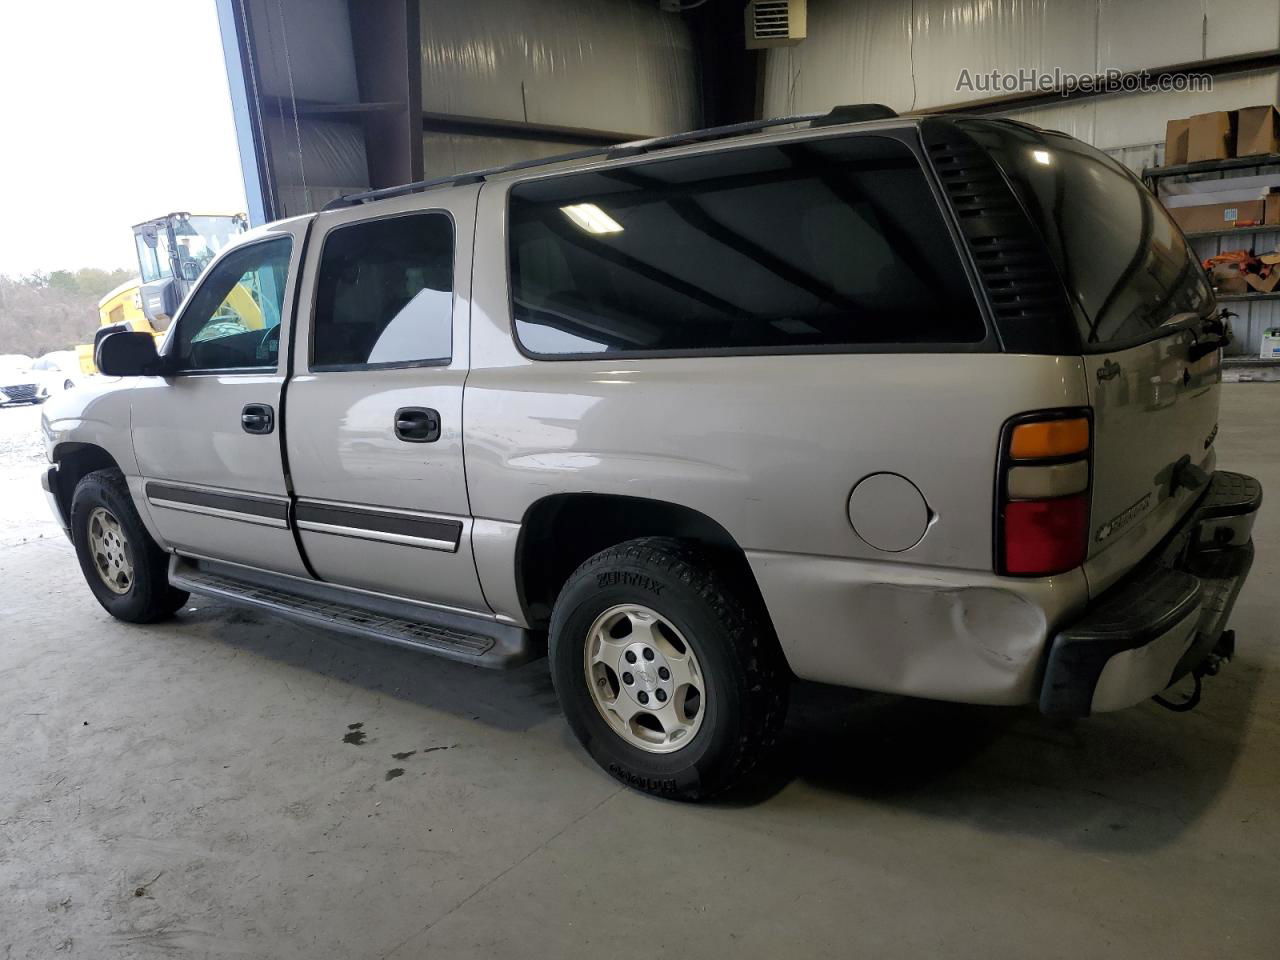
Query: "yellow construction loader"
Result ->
[[78, 212, 251, 374]]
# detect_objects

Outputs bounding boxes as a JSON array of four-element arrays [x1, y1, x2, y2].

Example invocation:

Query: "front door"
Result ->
[[131, 221, 309, 577], [284, 191, 488, 615]]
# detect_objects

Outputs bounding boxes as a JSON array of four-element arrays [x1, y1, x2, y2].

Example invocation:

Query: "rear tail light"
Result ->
[[997, 411, 1092, 576]]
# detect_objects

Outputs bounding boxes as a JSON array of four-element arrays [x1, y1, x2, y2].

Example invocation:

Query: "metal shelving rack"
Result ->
[[1143, 152, 1280, 357]]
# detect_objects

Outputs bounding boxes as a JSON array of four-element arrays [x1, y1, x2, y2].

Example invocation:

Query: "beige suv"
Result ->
[[42, 107, 1261, 800]]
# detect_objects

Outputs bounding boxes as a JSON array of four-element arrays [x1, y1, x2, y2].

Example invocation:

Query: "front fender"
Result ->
[[42, 378, 138, 475]]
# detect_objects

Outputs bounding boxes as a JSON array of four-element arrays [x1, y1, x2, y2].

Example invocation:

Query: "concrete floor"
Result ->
[[2, 388, 1278, 959]]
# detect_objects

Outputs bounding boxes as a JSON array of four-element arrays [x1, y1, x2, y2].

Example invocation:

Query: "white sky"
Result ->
[[0, 1, 247, 275]]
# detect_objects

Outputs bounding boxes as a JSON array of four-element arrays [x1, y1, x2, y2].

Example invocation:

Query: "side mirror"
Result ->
[[181, 260, 199, 282], [96, 331, 164, 377]]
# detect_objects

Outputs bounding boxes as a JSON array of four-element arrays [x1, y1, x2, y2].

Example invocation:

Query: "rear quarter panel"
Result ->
[[466, 177, 1093, 609]]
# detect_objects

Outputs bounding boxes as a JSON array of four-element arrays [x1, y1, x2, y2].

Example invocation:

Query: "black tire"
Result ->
[[549, 537, 787, 801], [70, 468, 188, 623]]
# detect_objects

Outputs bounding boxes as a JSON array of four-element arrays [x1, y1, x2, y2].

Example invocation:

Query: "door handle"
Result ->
[[394, 407, 440, 443], [241, 403, 275, 435], [1096, 360, 1122, 383]]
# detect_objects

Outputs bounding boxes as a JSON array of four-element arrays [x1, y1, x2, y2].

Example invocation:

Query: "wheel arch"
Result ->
[[514, 492, 774, 635], [51, 442, 125, 524]]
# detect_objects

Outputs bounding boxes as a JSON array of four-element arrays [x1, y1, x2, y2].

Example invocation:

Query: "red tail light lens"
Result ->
[[997, 410, 1092, 577], [1001, 494, 1090, 575]]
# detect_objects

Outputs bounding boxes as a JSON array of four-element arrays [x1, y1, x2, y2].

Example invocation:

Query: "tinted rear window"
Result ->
[[975, 122, 1214, 349], [508, 135, 986, 356]]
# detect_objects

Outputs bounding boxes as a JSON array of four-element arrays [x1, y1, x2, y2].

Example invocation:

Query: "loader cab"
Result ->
[[134, 212, 249, 331]]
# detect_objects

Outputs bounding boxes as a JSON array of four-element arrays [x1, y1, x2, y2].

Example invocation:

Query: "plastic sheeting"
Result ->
[[263, 116, 369, 218], [763, 0, 1280, 150], [249, 0, 698, 215], [248, 0, 359, 103], [422, 133, 573, 180], [419, 0, 698, 138]]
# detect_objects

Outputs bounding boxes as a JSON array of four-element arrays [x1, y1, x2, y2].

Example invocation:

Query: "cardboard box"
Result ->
[[1215, 274, 1250, 295], [1266, 192, 1280, 225], [1210, 260, 1249, 294], [1236, 105, 1280, 157], [1261, 329, 1280, 360], [1245, 270, 1280, 293], [1187, 110, 1236, 163], [1168, 199, 1265, 233], [1164, 117, 1190, 166]]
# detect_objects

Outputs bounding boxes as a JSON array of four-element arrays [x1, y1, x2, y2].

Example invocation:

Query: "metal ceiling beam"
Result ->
[[215, 0, 275, 225], [420, 111, 648, 146], [920, 48, 1280, 116], [348, 0, 424, 189]]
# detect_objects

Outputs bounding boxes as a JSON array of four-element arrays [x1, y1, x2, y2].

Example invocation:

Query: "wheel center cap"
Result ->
[[619, 640, 673, 706]]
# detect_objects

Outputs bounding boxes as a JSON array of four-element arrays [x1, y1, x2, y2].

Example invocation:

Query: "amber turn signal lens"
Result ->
[[1009, 418, 1090, 460]]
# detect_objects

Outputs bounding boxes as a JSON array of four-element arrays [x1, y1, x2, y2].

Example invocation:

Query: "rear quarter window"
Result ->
[[507, 134, 987, 357], [973, 122, 1214, 350]]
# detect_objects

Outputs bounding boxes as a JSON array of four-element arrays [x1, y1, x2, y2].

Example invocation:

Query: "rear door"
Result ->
[[1084, 330, 1220, 591], [284, 189, 489, 615], [982, 126, 1221, 593], [131, 221, 309, 576]]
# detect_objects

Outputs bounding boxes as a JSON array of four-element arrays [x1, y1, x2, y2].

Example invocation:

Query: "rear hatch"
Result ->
[[977, 122, 1222, 594]]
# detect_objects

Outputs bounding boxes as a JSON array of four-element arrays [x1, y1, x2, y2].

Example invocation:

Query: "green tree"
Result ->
[[47, 269, 78, 292]]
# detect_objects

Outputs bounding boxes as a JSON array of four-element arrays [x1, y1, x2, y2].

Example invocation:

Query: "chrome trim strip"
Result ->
[[294, 496, 466, 522], [144, 477, 290, 502], [147, 497, 290, 529], [296, 519, 458, 552]]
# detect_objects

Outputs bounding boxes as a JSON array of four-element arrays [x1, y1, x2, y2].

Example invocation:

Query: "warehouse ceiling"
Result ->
[[216, 0, 761, 223]]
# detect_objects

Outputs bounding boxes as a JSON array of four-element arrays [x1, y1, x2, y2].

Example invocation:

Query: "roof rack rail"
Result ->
[[321, 104, 900, 211]]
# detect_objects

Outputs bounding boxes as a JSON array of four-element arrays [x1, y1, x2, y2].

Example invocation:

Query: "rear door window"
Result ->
[[508, 135, 987, 357], [312, 213, 454, 369]]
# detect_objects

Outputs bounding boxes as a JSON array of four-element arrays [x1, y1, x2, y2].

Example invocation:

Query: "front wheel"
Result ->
[[70, 468, 188, 623], [549, 538, 787, 801]]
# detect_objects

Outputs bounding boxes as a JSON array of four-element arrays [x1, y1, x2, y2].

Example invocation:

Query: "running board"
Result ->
[[169, 557, 540, 669]]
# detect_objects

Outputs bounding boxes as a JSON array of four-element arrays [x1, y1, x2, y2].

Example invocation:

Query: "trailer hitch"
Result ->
[[1151, 630, 1235, 713]]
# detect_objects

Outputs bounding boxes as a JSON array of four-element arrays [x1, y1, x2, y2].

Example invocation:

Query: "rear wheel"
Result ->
[[70, 468, 188, 623], [549, 537, 787, 801]]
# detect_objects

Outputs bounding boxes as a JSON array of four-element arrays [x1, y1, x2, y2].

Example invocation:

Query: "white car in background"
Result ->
[[33, 352, 81, 393], [0, 352, 79, 406]]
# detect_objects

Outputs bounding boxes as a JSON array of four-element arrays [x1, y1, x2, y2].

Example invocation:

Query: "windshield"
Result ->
[[174, 215, 248, 277], [134, 215, 247, 285], [965, 120, 1214, 350]]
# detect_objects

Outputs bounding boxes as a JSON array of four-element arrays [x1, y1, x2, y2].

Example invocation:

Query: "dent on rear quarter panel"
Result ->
[[745, 550, 1089, 703]]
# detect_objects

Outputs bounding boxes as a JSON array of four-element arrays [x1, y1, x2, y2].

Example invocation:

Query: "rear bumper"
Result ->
[[1039, 470, 1260, 718]]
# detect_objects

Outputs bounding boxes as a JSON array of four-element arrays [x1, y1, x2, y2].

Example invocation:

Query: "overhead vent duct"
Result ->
[[745, 0, 806, 49]]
